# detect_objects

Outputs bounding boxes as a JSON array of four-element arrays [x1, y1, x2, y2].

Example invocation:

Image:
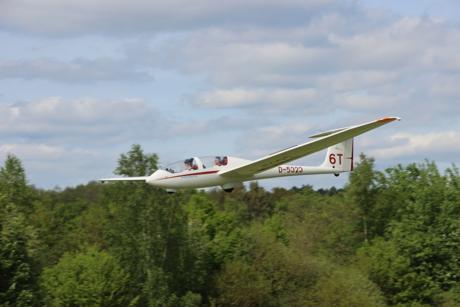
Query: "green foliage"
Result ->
[[214, 223, 385, 306], [104, 186, 199, 305], [186, 194, 247, 266], [214, 224, 319, 306], [29, 184, 108, 266], [357, 162, 460, 305], [40, 246, 132, 306], [0, 207, 38, 306], [214, 261, 272, 306], [1, 147, 459, 306], [311, 267, 386, 307], [105, 146, 206, 305], [271, 190, 362, 263], [0, 154, 27, 199], [244, 182, 274, 219], [0, 154, 35, 214], [437, 283, 460, 306], [346, 153, 376, 242], [115, 144, 158, 176], [0, 155, 39, 306]]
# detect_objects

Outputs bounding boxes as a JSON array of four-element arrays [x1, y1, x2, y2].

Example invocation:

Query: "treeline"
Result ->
[[0, 144, 459, 306]]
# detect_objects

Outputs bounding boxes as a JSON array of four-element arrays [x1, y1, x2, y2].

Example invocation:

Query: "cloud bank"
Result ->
[[0, 0, 458, 188]]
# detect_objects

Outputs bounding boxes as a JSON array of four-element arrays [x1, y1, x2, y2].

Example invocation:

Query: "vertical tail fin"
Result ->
[[321, 138, 354, 172]]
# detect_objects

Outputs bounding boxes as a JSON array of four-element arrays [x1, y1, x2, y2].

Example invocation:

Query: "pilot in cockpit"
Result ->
[[214, 156, 222, 166], [184, 158, 198, 171], [184, 158, 193, 171]]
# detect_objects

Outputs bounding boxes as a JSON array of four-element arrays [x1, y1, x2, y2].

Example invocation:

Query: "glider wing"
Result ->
[[99, 176, 149, 183], [220, 117, 399, 177]]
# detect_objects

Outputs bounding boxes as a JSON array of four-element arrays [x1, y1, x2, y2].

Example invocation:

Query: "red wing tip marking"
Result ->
[[378, 116, 401, 123]]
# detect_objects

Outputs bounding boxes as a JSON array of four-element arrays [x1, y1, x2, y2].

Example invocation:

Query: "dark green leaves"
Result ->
[[1, 147, 458, 306]]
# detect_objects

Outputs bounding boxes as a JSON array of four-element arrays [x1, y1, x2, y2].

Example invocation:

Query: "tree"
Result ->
[[311, 267, 385, 307], [346, 154, 376, 242], [0, 155, 38, 306], [40, 247, 132, 307], [0, 154, 33, 213], [214, 261, 272, 307], [279, 194, 362, 263], [0, 207, 38, 306], [105, 145, 204, 305], [357, 162, 460, 305], [29, 188, 94, 267], [115, 144, 158, 176], [243, 182, 273, 219]]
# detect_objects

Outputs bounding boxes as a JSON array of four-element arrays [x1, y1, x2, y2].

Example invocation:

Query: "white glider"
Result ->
[[100, 117, 400, 193]]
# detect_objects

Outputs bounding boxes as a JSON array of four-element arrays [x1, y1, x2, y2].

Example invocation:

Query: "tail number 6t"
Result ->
[[329, 153, 343, 165]]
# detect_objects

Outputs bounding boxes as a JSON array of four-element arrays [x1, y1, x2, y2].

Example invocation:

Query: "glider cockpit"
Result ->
[[164, 156, 229, 173]]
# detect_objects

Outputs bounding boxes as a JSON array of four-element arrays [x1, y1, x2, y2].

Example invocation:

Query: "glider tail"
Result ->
[[321, 138, 354, 172]]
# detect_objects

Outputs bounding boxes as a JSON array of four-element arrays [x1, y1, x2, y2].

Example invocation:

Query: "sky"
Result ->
[[0, 0, 459, 189]]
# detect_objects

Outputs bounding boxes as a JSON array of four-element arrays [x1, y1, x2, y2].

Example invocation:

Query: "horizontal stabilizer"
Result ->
[[309, 127, 347, 138]]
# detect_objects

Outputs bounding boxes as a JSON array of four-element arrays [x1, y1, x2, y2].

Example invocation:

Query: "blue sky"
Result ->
[[0, 0, 459, 189]]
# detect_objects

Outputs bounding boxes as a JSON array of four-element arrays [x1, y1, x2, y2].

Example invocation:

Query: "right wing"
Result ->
[[220, 117, 400, 177], [100, 176, 149, 183]]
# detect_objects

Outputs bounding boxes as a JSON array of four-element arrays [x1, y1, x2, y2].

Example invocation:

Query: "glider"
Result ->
[[100, 117, 400, 193]]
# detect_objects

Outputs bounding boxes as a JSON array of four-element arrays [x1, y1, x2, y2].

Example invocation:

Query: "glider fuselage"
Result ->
[[147, 156, 341, 190]]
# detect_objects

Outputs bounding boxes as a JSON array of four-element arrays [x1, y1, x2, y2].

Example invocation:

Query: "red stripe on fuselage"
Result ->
[[159, 170, 219, 180]]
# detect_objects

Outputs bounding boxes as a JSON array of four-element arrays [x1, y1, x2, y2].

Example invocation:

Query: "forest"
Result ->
[[1, 144, 459, 306]]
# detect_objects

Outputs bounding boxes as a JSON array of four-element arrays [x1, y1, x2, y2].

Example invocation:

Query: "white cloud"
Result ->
[[174, 16, 458, 79], [314, 70, 398, 92], [0, 143, 114, 187], [429, 74, 460, 98], [0, 0, 345, 35], [160, 40, 341, 87], [167, 115, 265, 136], [0, 58, 152, 82], [194, 88, 319, 109], [369, 131, 460, 160], [335, 91, 405, 110], [0, 143, 95, 160], [151, 15, 460, 122], [0, 97, 166, 143], [0, 143, 64, 160], [0, 96, 266, 147], [235, 121, 314, 158]]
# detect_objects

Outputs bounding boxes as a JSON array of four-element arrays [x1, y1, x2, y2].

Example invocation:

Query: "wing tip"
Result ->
[[377, 116, 401, 123]]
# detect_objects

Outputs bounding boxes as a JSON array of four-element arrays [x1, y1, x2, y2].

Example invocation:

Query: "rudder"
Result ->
[[321, 138, 354, 172]]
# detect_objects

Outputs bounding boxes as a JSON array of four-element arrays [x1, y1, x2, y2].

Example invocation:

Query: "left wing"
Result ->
[[100, 176, 149, 183], [220, 117, 399, 178]]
